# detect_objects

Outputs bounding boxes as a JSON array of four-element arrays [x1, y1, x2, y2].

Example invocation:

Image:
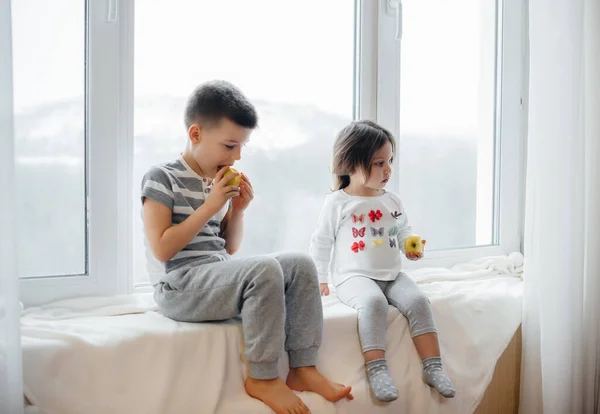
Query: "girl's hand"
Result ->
[[320, 283, 330, 296], [205, 167, 240, 214], [406, 239, 426, 261], [231, 173, 254, 212], [406, 252, 422, 261]]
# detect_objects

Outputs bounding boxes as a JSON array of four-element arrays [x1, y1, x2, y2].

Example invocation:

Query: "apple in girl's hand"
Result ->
[[223, 167, 242, 187], [404, 235, 425, 255]]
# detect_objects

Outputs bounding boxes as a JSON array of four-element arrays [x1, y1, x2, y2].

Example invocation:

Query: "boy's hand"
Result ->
[[406, 239, 426, 261], [320, 283, 330, 296], [231, 173, 254, 212], [205, 167, 240, 214]]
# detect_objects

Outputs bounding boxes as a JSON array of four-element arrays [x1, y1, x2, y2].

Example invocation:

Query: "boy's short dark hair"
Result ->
[[184, 80, 258, 129]]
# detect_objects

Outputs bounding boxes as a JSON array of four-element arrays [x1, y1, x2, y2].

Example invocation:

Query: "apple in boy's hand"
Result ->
[[223, 167, 242, 187]]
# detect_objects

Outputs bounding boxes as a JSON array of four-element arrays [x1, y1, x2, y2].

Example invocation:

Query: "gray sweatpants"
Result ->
[[154, 252, 323, 380], [336, 273, 437, 352]]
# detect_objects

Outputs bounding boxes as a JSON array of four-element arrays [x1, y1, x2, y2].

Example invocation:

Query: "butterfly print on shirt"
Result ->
[[351, 240, 366, 253], [388, 226, 401, 237], [368, 209, 383, 222], [352, 227, 366, 238], [370, 227, 384, 237], [352, 213, 365, 224]]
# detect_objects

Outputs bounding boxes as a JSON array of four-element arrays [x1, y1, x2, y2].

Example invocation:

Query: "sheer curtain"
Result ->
[[0, 1, 24, 413], [520, 0, 600, 413]]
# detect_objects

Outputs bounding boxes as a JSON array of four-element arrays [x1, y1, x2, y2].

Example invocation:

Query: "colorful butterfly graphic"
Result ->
[[372, 239, 384, 247], [370, 227, 384, 237], [352, 227, 366, 238], [368, 209, 383, 222], [388, 226, 401, 237], [391, 211, 402, 219], [352, 213, 365, 224], [389, 238, 397, 248], [351, 240, 365, 253]]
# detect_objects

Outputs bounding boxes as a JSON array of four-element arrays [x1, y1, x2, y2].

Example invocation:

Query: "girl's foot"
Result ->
[[422, 357, 456, 398], [365, 358, 398, 402]]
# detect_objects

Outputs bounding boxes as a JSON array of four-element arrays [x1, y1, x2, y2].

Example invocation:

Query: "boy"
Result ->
[[141, 80, 353, 414]]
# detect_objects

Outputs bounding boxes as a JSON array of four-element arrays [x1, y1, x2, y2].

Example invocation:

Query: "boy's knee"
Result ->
[[274, 252, 319, 289], [251, 256, 284, 290], [277, 252, 317, 273]]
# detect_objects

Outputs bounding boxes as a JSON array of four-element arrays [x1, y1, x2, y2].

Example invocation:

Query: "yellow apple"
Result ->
[[404, 235, 424, 255], [223, 167, 242, 187]]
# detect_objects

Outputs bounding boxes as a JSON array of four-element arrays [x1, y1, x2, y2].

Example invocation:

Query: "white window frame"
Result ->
[[19, 0, 133, 306], [374, 0, 526, 270], [18, 0, 526, 305], [1, 1, 24, 411]]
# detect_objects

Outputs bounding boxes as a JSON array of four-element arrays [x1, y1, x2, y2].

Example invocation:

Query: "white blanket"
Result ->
[[21, 254, 523, 414]]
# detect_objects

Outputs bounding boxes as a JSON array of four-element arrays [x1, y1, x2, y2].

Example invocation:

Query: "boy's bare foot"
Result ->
[[286, 366, 354, 402], [245, 377, 311, 414]]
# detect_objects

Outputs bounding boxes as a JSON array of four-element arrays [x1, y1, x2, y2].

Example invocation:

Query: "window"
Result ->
[[133, 0, 359, 285], [397, 0, 497, 251], [17, 0, 126, 306], [378, 0, 525, 266], [13, 0, 525, 304], [12, 0, 87, 278]]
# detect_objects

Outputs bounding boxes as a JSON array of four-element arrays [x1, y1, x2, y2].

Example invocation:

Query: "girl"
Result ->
[[309, 120, 455, 402]]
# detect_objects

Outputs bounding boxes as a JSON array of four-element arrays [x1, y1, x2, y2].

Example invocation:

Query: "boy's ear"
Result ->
[[188, 124, 202, 144]]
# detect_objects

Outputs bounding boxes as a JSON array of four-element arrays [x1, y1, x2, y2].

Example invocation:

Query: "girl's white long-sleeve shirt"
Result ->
[[309, 189, 413, 286]]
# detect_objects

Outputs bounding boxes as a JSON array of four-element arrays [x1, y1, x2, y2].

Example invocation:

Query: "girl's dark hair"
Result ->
[[332, 120, 396, 190]]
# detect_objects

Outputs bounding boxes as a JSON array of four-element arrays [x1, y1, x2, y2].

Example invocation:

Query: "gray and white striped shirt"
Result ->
[[141, 155, 229, 282]]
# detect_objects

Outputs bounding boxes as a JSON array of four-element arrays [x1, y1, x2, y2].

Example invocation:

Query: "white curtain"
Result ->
[[520, 0, 600, 413], [0, 1, 24, 413]]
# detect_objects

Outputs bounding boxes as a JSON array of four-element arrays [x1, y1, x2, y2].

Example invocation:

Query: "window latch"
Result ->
[[387, 0, 403, 41], [107, 0, 118, 23]]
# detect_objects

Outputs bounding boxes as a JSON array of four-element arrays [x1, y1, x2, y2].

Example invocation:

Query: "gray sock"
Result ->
[[422, 357, 456, 398], [366, 358, 398, 402]]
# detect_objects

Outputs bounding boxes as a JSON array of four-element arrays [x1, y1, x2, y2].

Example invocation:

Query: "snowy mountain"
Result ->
[[14, 96, 479, 281]]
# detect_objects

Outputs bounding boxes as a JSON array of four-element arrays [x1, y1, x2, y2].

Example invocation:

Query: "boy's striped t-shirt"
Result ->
[[140, 155, 229, 283]]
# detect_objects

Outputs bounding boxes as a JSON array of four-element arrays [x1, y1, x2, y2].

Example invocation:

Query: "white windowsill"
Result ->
[[131, 244, 518, 294]]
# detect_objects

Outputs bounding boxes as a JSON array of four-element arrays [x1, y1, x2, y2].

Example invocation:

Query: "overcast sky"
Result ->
[[11, 0, 488, 136]]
